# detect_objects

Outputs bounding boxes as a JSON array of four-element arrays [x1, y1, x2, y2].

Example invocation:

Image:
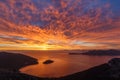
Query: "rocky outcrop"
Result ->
[[43, 60, 54, 64]]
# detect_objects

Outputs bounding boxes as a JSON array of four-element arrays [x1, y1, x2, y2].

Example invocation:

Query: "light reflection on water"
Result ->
[[6, 50, 120, 78]]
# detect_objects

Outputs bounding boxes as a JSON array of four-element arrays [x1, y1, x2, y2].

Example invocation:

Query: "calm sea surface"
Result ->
[[4, 50, 120, 78]]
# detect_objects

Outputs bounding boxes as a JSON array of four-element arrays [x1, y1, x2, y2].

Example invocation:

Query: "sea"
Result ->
[[2, 50, 120, 78]]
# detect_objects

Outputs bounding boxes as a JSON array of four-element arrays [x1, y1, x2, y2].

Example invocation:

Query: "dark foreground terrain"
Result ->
[[59, 58, 120, 80], [0, 52, 120, 80], [0, 52, 38, 71]]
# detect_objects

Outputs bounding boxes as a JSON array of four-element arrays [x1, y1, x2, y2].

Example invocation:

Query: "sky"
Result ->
[[0, 0, 120, 50]]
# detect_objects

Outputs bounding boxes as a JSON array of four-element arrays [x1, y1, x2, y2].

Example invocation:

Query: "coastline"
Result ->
[[0, 51, 120, 80]]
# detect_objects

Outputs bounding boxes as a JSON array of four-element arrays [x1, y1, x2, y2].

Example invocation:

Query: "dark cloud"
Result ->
[[0, 35, 28, 40]]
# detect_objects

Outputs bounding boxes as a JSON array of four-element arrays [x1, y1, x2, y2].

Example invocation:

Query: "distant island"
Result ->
[[1, 51, 120, 80], [69, 49, 120, 56], [43, 59, 54, 64]]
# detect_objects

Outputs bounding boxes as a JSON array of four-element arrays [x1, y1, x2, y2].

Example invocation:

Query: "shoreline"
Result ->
[[0, 51, 120, 80]]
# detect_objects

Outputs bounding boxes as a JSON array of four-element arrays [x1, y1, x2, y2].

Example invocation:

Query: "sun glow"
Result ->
[[41, 45, 48, 50], [0, 0, 120, 50]]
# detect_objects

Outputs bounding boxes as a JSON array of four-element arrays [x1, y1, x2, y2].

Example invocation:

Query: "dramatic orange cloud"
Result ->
[[0, 0, 120, 50]]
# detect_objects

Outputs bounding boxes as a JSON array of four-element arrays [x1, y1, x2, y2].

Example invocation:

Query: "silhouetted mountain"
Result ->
[[69, 49, 120, 56]]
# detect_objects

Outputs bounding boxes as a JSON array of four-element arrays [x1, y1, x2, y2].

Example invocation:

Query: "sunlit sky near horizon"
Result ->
[[0, 0, 120, 50]]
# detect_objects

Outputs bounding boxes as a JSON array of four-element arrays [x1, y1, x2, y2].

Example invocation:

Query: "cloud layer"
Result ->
[[0, 0, 120, 50]]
